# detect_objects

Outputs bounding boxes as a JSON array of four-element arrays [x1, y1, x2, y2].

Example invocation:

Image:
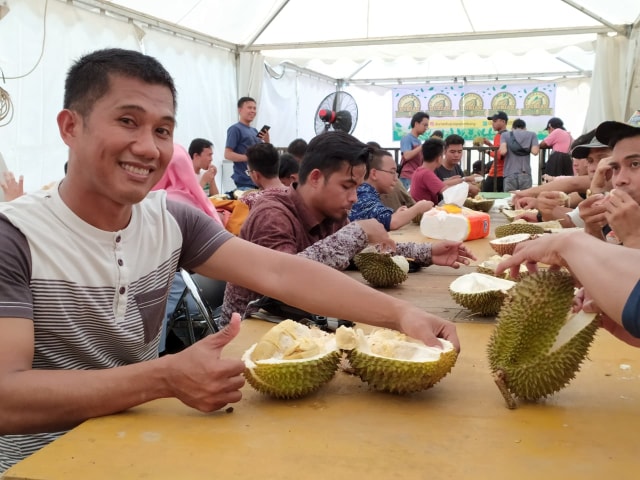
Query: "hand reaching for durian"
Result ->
[[431, 241, 476, 269], [164, 313, 246, 412], [399, 307, 460, 352], [356, 219, 396, 252], [573, 288, 640, 347], [495, 233, 569, 278]]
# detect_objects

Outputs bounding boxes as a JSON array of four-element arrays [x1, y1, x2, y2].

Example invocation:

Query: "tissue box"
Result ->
[[420, 205, 491, 242]]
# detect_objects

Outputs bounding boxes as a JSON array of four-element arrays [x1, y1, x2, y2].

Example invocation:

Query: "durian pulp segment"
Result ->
[[391, 255, 410, 274], [354, 329, 454, 361], [450, 272, 516, 294], [248, 319, 336, 364], [550, 310, 598, 352]]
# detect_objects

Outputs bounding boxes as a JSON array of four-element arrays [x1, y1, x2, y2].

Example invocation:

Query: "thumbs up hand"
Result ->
[[164, 313, 246, 412]]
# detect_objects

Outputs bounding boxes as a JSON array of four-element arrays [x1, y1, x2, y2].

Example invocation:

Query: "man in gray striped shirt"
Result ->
[[0, 48, 460, 470]]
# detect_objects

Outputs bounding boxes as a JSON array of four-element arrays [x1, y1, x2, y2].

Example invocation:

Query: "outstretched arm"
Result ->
[[496, 231, 638, 325]]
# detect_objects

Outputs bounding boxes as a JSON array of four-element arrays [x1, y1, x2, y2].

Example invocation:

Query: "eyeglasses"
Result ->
[[376, 168, 398, 178], [245, 169, 254, 176]]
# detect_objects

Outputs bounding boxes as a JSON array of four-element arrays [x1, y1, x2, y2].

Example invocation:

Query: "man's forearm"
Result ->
[[555, 232, 637, 323], [0, 359, 170, 434]]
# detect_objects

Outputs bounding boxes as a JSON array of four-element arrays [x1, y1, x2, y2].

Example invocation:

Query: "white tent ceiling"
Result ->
[[75, 0, 640, 82]]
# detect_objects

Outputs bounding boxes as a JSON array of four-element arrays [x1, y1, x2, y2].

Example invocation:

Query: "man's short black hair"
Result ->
[[422, 138, 445, 163], [298, 131, 371, 185], [410, 112, 430, 128], [278, 153, 299, 179], [287, 138, 308, 159], [64, 48, 177, 117], [237, 96, 255, 108], [246, 143, 280, 179], [444, 134, 465, 148], [188, 138, 213, 159]]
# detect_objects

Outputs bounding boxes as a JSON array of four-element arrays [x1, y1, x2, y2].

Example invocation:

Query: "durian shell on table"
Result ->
[[489, 233, 536, 256], [449, 272, 516, 316], [242, 320, 340, 399], [487, 270, 598, 404], [336, 327, 458, 394], [494, 222, 545, 238], [464, 196, 495, 212], [354, 249, 410, 288]]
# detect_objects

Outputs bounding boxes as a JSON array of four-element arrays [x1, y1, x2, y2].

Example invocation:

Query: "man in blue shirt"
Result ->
[[349, 149, 433, 230], [224, 97, 268, 190]]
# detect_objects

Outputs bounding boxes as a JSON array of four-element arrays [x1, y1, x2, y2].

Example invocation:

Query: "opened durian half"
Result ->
[[336, 326, 458, 394], [242, 320, 340, 399], [464, 195, 495, 212], [449, 272, 516, 315], [354, 246, 410, 288], [487, 270, 598, 408], [489, 233, 536, 256], [477, 254, 529, 280]]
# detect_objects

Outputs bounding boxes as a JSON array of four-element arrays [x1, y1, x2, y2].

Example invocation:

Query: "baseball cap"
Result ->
[[487, 111, 508, 121], [595, 120, 640, 148], [545, 117, 564, 130], [570, 136, 609, 159]]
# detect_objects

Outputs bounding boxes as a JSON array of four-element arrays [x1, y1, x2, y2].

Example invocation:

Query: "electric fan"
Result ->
[[314, 91, 359, 135]]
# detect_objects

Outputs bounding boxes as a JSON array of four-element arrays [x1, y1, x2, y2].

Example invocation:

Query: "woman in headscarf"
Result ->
[[153, 144, 224, 354]]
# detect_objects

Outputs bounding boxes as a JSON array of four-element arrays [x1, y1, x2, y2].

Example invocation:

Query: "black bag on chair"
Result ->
[[246, 296, 355, 332]]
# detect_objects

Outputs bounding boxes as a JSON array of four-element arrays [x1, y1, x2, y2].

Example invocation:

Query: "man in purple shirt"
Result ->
[[221, 131, 476, 323]]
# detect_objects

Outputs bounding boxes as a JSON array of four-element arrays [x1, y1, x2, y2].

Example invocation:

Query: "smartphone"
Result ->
[[257, 125, 270, 137]]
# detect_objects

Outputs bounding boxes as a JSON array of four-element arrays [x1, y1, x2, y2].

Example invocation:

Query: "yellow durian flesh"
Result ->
[[243, 320, 340, 399], [336, 327, 458, 394], [487, 270, 598, 404]]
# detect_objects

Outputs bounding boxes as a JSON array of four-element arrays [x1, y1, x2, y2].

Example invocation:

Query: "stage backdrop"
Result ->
[[393, 83, 556, 142]]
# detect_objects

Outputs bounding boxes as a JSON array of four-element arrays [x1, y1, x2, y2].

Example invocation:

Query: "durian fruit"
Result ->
[[495, 222, 545, 238], [354, 247, 409, 288], [242, 320, 340, 399], [335, 326, 458, 394], [487, 270, 598, 408], [464, 195, 495, 212], [477, 254, 530, 281], [472, 136, 485, 147], [489, 233, 535, 256], [449, 272, 516, 315]]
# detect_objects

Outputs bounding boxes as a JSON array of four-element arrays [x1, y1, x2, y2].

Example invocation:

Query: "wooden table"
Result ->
[[4, 214, 640, 480]]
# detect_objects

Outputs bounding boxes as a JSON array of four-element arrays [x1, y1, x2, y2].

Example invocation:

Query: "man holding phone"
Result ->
[[224, 97, 270, 190]]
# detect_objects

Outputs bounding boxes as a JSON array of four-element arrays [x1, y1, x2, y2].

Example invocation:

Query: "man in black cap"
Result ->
[[540, 116, 573, 178], [577, 120, 640, 246], [481, 111, 508, 192]]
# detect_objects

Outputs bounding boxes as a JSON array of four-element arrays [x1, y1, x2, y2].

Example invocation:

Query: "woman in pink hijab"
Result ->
[[153, 143, 222, 225], [153, 144, 224, 354]]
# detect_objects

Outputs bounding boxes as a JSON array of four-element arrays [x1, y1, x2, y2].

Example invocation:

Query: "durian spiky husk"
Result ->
[[354, 248, 409, 288], [449, 272, 516, 315], [242, 320, 340, 399], [336, 327, 458, 394], [464, 195, 495, 212], [487, 270, 598, 403], [495, 222, 545, 238]]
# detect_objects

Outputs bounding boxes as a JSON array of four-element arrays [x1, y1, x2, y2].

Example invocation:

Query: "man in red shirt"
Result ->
[[482, 111, 508, 192]]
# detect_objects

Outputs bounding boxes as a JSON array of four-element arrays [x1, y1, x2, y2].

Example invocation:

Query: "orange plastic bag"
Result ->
[[209, 198, 250, 236]]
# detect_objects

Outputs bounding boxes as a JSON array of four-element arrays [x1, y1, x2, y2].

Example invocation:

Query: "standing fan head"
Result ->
[[318, 109, 353, 133], [315, 92, 358, 135]]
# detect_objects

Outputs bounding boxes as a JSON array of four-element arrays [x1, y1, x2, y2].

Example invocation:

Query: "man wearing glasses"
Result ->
[[349, 149, 434, 230]]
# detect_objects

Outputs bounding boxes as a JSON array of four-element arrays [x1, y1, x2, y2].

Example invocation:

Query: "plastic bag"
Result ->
[[442, 182, 469, 207]]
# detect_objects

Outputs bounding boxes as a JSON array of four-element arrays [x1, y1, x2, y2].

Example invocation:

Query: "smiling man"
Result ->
[[0, 49, 464, 470]]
